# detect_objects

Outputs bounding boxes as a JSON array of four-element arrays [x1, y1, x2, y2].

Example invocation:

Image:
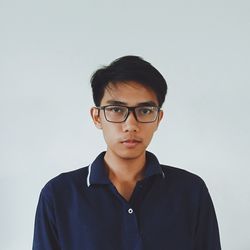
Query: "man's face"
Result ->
[[91, 81, 163, 160]]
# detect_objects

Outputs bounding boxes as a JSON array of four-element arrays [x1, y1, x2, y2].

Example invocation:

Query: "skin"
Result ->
[[91, 81, 164, 200]]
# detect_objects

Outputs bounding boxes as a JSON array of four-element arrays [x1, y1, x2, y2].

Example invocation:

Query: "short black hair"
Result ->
[[90, 55, 167, 107]]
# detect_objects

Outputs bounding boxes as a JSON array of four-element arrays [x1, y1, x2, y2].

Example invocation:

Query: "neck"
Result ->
[[104, 150, 146, 183]]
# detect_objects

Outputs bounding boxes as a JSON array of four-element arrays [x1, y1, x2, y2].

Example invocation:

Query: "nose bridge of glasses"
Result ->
[[126, 107, 138, 122]]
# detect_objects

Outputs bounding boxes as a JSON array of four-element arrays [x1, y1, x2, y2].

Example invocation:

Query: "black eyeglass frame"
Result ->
[[96, 105, 161, 123]]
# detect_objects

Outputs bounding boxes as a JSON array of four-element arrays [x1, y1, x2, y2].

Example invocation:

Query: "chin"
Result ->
[[116, 149, 146, 160]]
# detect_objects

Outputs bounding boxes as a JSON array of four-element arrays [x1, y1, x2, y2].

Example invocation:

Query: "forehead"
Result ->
[[101, 81, 159, 106]]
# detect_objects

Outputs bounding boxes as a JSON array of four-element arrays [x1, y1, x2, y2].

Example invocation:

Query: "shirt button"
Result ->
[[128, 208, 133, 214]]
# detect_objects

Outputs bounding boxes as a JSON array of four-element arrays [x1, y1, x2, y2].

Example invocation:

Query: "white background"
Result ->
[[1, 0, 249, 249]]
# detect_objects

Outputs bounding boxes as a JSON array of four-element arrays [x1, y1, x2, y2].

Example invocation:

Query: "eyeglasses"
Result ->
[[96, 105, 161, 123]]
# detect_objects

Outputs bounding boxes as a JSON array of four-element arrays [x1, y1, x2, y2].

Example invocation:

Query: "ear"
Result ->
[[90, 107, 102, 129], [155, 110, 164, 131]]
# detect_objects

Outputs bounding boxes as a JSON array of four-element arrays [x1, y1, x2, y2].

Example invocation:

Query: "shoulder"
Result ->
[[160, 164, 208, 192], [40, 166, 89, 199], [161, 164, 203, 181], [159, 165, 212, 209], [147, 151, 206, 190]]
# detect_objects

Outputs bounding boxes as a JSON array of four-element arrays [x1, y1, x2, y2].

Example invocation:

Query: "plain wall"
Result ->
[[1, 0, 249, 249]]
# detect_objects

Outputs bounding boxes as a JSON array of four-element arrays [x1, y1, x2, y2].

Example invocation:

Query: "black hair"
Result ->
[[90, 55, 167, 107]]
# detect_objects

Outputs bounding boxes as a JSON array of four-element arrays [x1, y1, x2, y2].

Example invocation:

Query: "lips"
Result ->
[[121, 138, 142, 148]]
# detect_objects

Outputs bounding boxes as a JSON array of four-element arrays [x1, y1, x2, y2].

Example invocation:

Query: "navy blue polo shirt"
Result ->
[[33, 151, 221, 250]]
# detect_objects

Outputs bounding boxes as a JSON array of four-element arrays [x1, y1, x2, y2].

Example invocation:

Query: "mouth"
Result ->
[[121, 139, 142, 148]]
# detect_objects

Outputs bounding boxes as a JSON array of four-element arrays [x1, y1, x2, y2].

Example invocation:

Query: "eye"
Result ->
[[139, 107, 153, 115], [106, 106, 125, 113], [112, 107, 122, 113]]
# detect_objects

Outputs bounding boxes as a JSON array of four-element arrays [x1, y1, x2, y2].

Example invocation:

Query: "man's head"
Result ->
[[90, 55, 167, 108], [90, 56, 168, 161]]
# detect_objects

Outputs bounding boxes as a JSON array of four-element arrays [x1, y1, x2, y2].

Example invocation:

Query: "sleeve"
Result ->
[[194, 182, 221, 250], [32, 185, 60, 250]]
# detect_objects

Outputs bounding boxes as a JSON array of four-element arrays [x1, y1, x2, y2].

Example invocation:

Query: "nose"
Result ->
[[122, 111, 139, 132]]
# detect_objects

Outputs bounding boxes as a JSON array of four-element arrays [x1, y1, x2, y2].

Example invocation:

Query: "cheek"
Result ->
[[145, 125, 158, 139], [101, 124, 120, 143]]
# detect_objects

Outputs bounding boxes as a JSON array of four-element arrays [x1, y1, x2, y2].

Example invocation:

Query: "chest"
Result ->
[[55, 181, 196, 250]]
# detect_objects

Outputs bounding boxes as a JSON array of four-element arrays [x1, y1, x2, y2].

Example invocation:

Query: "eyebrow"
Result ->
[[105, 100, 158, 107]]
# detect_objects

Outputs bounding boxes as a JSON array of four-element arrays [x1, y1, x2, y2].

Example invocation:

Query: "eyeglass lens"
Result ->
[[104, 106, 158, 123]]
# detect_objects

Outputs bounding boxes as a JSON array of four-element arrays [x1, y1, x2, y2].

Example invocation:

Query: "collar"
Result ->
[[87, 151, 165, 187]]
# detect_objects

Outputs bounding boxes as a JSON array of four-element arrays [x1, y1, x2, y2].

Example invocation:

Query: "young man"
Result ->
[[33, 56, 221, 250]]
